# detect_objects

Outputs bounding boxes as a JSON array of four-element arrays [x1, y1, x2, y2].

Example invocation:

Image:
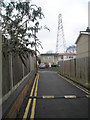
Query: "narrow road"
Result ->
[[35, 71, 88, 118], [19, 70, 89, 119]]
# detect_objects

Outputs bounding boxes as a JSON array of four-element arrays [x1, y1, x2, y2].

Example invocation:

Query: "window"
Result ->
[[61, 56, 63, 59], [69, 56, 73, 58]]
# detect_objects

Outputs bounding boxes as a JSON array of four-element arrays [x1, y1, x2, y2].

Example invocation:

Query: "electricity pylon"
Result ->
[[56, 14, 66, 53]]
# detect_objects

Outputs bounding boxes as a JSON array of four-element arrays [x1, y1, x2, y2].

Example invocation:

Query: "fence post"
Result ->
[[10, 53, 13, 89], [74, 59, 76, 78], [0, 31, 2, 120], [88, 1, 90, 28], [22, 63, 24, 78], [29, 53, 31, 72], [0, 0, 2, 115]]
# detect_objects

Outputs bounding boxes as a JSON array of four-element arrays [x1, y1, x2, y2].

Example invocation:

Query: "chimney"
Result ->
[[88, 1, 90, 28]]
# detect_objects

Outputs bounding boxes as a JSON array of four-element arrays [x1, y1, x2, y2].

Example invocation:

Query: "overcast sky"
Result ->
[[30, 0, 89, 54], [4, 0, 90, 53]]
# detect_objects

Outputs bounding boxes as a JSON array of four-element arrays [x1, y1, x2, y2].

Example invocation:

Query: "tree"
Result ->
[[37, 56, 41, 64], [0, 1, 44, 65], [66, 45, 76, 53]]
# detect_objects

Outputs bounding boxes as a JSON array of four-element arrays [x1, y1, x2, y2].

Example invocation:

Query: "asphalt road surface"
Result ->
[[34, 71, 89, 118], [18, 70, 89, 119]]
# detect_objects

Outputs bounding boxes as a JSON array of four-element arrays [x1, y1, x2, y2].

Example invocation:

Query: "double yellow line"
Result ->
[[23, 73, 39, 119]]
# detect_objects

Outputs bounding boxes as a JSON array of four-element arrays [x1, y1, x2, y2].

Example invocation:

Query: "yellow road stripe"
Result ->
[[30, 73, 39, 119], [23, 75, 37, 119], [58, 74, 90, 95]]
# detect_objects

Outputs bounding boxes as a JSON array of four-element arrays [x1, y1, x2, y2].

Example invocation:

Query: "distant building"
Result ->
[[59, 52, 76, 61], [40, 53, 59, 65], [40, 52, 76, 65]]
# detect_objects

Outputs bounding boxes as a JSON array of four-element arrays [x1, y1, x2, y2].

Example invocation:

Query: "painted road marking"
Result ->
[[23, 73, 90, 119], [30, 73, 39, 119], [28, 94, 90, 99], [23, 74, 38, 119], [86, 95, 90, 98], [58, 74, 90, 95], [42, 96, 55, 99], [64, 95, 76, 99]]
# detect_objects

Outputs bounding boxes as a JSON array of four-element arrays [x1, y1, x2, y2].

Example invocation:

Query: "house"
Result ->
[[40, 53, 59, 65], [40, 52, 76, 66], [59, 52, 76, 61], [75, 30, 90, 58], [75, 28, 90, 87]]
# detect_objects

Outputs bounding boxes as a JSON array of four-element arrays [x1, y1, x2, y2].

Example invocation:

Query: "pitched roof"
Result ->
[[40, 53, 59, 56], [40, 52, 76, 56], [59, 52, 76, 56], [75, 32, 90, 44]]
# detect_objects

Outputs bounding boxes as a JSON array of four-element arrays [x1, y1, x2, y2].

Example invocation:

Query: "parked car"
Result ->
[[39, 63, 46, 69]]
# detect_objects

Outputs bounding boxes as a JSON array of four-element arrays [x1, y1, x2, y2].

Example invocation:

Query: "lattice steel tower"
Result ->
[[56, 14, 66, 53]]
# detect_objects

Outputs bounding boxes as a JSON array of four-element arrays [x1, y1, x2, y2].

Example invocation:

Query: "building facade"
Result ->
[[75, 32, 90, 58], [40, 53, 59, 65], [59, 53, 76, 61], [40, 53, 76, 65], [75, 31, 90, 87]]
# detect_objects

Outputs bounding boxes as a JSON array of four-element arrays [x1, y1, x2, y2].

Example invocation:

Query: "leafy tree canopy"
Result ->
[[0, 0, 44, 60]]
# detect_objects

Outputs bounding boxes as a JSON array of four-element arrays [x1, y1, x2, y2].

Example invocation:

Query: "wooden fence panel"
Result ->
[[58, 57, 89, 88], [88, 57, 90, 84], [24, 54, 30, 76], [2, 50, 11, 96], [13, 55, 23, 86], [76, 57, 88, 84], [70, 59, 76, 79], [64, 60, 71, 77], [2, 49, 35, 96]]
